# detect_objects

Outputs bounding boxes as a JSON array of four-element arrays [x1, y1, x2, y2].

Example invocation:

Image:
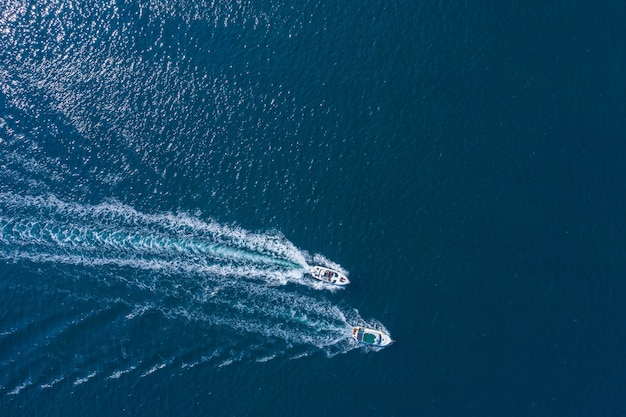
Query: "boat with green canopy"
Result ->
[[352, 326, 393, 347]]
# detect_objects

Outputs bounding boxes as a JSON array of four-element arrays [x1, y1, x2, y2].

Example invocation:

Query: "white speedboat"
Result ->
[[352, 326, 393, 347], [308, 265, 350, 285]]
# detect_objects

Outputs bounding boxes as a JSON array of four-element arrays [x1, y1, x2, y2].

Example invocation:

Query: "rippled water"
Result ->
[[0, 0, 393, 404], [1, 0, 340, 210], [0, 159, 389, 395], [3, 0, 626, 415], [0, 190, 396, 394]]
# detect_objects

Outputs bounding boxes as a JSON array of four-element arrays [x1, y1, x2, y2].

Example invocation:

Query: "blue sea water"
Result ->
[[2, 0, 626, 415]]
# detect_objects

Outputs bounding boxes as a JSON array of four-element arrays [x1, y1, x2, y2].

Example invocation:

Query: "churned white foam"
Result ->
[[309, 253, 348, 276]]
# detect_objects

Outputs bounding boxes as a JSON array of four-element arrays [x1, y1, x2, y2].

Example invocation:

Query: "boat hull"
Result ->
[[308, 265, 350, 285], [352, 326, 393, 347]]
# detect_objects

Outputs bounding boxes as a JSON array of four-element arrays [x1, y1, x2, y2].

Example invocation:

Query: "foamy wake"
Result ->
[[0, 193, 388, 396], [0, 193, 343, 286]]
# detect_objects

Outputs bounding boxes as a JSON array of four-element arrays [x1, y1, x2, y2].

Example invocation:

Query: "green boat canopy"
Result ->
[[362, 332, 377, 344]]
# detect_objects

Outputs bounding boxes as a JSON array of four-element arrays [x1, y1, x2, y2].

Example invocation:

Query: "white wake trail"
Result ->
[[0, 193, 321, 285]]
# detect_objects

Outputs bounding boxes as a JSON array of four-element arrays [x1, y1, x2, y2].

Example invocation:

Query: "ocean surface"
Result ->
[[1, 0, 626, 415]]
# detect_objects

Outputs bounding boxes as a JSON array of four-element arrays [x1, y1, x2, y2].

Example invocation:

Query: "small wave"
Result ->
[[7, 379, 33, 396], [73, 372, 98, 386], [40, 376, 65, 389], [107, 365, 138, 380], [140, 361, 171, 378]]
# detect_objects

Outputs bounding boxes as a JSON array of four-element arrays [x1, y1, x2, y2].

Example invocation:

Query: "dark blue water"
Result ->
[[2, 0, 626, 415]]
